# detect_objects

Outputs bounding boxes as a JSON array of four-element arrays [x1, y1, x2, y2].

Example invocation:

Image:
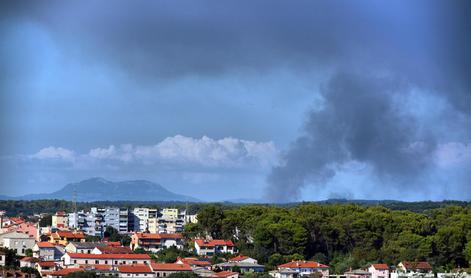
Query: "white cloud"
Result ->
[[30, 146, 76, 162], [30, 135, 278, 169]]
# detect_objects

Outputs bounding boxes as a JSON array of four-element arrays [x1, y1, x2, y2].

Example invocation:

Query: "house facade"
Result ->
[[194, 239, 235, 256], [62, 253, 151, 267], [270, 261, 330, 278], [368, 264, 389, 278], [130, 233, 184, 252]]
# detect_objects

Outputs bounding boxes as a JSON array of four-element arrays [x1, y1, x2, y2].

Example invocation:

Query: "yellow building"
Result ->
[[51, 211, 68, 228], [49, 231, 85, 246]]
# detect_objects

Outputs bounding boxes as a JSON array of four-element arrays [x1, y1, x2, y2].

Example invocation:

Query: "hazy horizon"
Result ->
[[1, 1, 470, 202]]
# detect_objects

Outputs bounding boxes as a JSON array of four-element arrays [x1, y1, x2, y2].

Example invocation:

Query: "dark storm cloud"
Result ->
[[1, 1, 470, 200]]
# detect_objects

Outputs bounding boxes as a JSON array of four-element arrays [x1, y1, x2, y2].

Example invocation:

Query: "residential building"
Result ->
[[132, 208, 158, 232], [49, 231, 86, 246], [37, 261, 58, 276], [216, 271, 239, 278], [368, 264, 389, 278], [68, 207, 129, 236], [345, 269, 372, 278], [32, 242, 64, 261], [213, 261, 265, 273], [392, 262, 433, 278], [118, 264, 155, 278], [228, 256, 258, 264], [270, 261, 330, 278], [65, 242, 106, 254], [52, 212, 68, 229], [194, 239, 235, 256], [20, 257, 39, 268], [62, 253, 152, 267], [176, 257, 211, 269], [92, 245, 133, 254], [150, 263, 192, 278], [130, 233, 184, 252], [1, 231, 36, 256]]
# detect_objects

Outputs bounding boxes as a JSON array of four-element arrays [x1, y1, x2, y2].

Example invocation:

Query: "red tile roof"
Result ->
[[38, 261, 57, 267], [53, 231, 86, 239], [135, 232, 183, 239], [229, 256, 249, 262], [151, 263, 193, 271], [371, 264, 389, 270], [37, 241, 56, 248], [278, 261, 329, 269], [194, 239, 235, 247], [119, 264, 154, 274], [20, 257, 39, 263], [216, 271, 238, 278], [402, 261, 432, 270], [104, 241, 122, 247], [66, 253, 151, 260], [49, 268, 83, 276], [95, 246, 133, 254], [178, 257, 211, 266]]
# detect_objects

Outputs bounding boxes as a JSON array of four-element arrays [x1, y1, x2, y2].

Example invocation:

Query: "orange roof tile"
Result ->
[[37, 242, 56, 248], [194, 239, 234, 247], [119, 264, 154, 273], [229, 256, 249, 262], [402, 261, 432, 270], [371, 264, 389, 270], [278, 261, 329, 269], [151, 263, 193, 271], [66, 253, 151, 260], [49, 268, 83, 276], [216, 271, 238, 278]]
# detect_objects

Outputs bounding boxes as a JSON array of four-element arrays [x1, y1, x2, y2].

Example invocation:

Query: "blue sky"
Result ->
[[1, 1, 470, 201]]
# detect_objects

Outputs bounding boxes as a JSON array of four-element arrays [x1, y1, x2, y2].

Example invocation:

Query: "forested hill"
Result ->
[[189, 204, 471, 273]]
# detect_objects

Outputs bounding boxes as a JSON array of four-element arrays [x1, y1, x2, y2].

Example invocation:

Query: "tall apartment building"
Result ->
[[131, 208, 196, 234], [132, 208, 158, 232], [68, 207, 129, 237]]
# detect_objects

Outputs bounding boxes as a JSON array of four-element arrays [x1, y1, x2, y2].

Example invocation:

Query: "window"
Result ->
[[157, 273, 160, 277], [95, 260, 99, 264], [88, 250, 91, 254], [105, 261, 108, 264], [74, 260, 77, 264], [85, 260, 88, 264], [115, 261, 118, 265]]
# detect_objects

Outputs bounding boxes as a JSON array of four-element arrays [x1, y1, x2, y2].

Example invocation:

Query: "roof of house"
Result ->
[[37, 241, 56, 248], [104, 241, 122, 247], [278, 261, 329, 269], [151, 263, 193, 271], [53, 231, 86, 239], [402, 261, 432, 270], [228, 256, 249, 262], [95, 246, 133, 254], [66, 253, 151, 260], [216, 271, 239, 278], [194, 239, 235, 247], [214, 262, 264, 268], [48, 268, 83, 276], [134, 232, 183, 240], [37, 261, 57, 267], [371, 264, 389, 270], [118, 264, 154, 274], [20, 256, 40, 263], [68, 242, 104, 249], [178, 257, 211, 266]]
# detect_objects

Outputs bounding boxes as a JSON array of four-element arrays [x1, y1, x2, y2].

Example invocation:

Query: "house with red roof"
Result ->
[[62, 253, 151, 267], [118, 264, 154, 278], [131, 232, 184, 253], [270, 260, 329, 278], [92, 245, 133, 254], [215, 271, 238, 278], [368, 264, 389, 278], [46, 268, 83, 278], [393, 261, 433, 278], [33, 242, 65, 261], [176, 257, 212, 269], [49, 231, 86, 246], [194, 239, 236, 256], [228, 255, 258, 264], [150, 262, 192, 277], [20, 257, 40, 268]]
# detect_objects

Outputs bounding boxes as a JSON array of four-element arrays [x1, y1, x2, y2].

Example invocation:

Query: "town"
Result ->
[[0, 203, 469, 278]]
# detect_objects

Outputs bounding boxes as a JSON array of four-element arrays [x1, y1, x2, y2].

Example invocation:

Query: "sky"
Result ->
[[0, 1, 470, 202]]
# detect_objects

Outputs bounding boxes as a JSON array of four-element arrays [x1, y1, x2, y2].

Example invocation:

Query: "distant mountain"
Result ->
[[4, 178, 199, 202]]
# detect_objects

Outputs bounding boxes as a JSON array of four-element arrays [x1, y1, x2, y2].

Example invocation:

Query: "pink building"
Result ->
[[368, 264, 389, 278]]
